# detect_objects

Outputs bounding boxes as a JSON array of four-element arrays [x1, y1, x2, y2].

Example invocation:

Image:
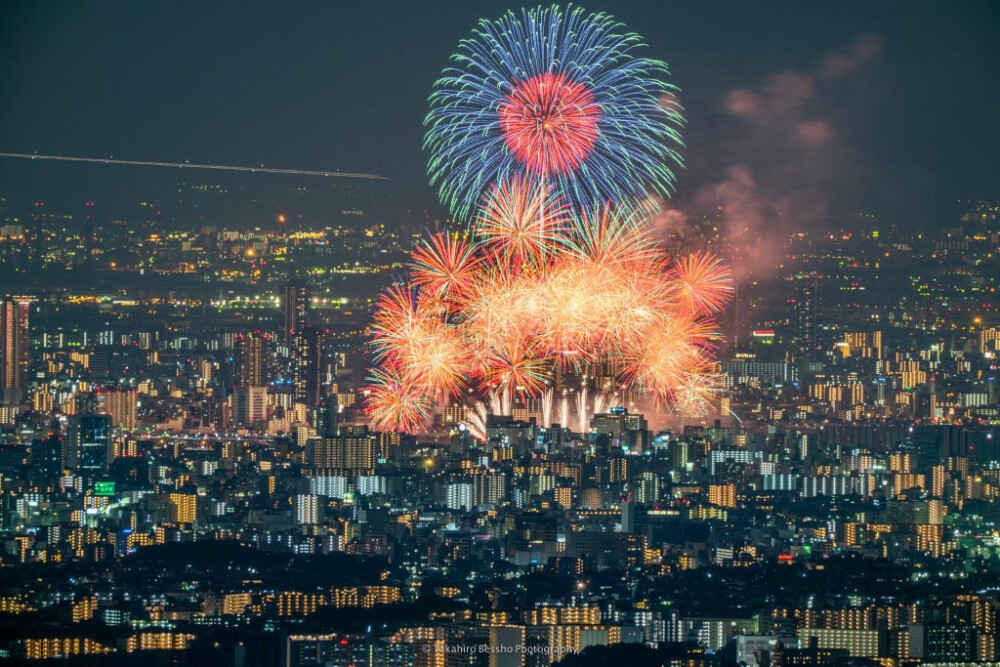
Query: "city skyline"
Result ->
[[1, 3, 999, 666]]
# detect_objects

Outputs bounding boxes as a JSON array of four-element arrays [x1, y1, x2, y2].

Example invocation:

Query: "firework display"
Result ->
[[365, 5, 732, 434], [365, 181, 733, 434], [425, 5, 685, 219]]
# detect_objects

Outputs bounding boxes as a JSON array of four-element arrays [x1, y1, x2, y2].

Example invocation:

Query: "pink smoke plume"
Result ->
[[655, 33, 886, 283]]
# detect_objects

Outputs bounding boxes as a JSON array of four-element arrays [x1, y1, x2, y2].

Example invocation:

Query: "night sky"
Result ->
[[1, 1, 998, 230]]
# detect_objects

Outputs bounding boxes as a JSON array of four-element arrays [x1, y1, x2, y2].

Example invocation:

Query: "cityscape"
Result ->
[[1, 3, 999, 667]]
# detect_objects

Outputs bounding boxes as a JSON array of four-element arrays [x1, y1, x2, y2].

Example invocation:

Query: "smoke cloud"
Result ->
[[656, 33, 886, 282]]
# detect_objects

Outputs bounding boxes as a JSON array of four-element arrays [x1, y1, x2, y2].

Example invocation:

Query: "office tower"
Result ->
[[102, 388, 137, 430], [314, 393, 339, 438], [65, 414, 112, 472], [282, 281, 310, 347], [1, 294, 30, 402], [231, 386, 268, 426], [292, 325, 323, 409], [234, 331, 272, 387], [792, 273, 820, 361], [621, 499, 636, 533]]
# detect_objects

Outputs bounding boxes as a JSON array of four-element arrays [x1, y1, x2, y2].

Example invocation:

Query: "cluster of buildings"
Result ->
[[0, 198, 998, 665]]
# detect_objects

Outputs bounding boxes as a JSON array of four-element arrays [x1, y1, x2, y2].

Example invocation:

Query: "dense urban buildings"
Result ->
[[2, 1, 999, 665], [0, 193, 998, 665]]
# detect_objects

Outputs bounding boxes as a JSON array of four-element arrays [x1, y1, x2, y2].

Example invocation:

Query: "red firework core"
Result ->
[[499, 72, 600, 176]]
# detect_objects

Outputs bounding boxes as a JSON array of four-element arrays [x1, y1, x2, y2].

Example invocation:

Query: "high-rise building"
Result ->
[[307, 427, 377, 472], [231, 386, 268, 426], [708, 484, 737, 508], [590, 409, 648, 445], [314, 393, 339, 438], [168, 493, 198, 524], [635, 471, 662, 504], [234, 331, 272, 387], [30, 419, 64, 485], [1, 294, 30, 402], [282, 281, 310, 347], [293, 494, 323, 525], [292, 325, 323, 409], [792, 273, 821, 361], [65, 414, 112, 472], [102, 388, 137, 431]]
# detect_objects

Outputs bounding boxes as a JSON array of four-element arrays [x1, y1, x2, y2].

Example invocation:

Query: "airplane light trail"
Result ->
[[0, 152, 389, 180]]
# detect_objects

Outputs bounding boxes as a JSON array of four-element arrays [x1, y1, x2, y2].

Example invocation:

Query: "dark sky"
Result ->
[[1, 1, 998, 230]]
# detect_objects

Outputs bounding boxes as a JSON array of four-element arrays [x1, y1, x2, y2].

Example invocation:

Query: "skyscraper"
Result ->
[[234, 331, 272, 387], [793, 273, 821, 362], [65, 414, 112, 473], [292, 325, 323, 409], [282, 281, 310, 347], [314, 393, 339, 438], [1, 294, 30, 403], [30, 418, 64, 486]]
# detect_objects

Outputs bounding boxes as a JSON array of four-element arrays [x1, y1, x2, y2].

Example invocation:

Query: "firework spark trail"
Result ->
[[541, 387, 555, 427], [575, 384, 590, 435], [593, 390, 617, 417], [462, 401, 490, 442]]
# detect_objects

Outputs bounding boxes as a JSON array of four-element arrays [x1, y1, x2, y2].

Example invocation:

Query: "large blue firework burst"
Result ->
[[425, 4, 685, 220]]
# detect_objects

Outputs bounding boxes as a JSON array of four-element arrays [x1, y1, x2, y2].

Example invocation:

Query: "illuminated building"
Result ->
[[102, 388, 137, 430], [294, 494, 323, 525], [708, 484, 736, 508], [235, 331, 272, 387], [282, 280, 310, 346], [64, 414, 112, 472], [292, 324, 323, 409], [1, 294, 30, 403], [168, 492, 197, 524], [231, 385, 268, 426], [125, 632, 196, 652], [797, 628, 885, 658]]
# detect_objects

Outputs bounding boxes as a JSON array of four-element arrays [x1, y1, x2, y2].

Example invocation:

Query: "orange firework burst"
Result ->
[[478, 335, 551, 397], [365, 181, 733, 432], [475, 176, 569, 266], [364, 366, 434, 434], [620, 312, 719, 404], [410, 231, 482, 301], [370, 285, 469, 399], [674, 251, 734, 315]]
